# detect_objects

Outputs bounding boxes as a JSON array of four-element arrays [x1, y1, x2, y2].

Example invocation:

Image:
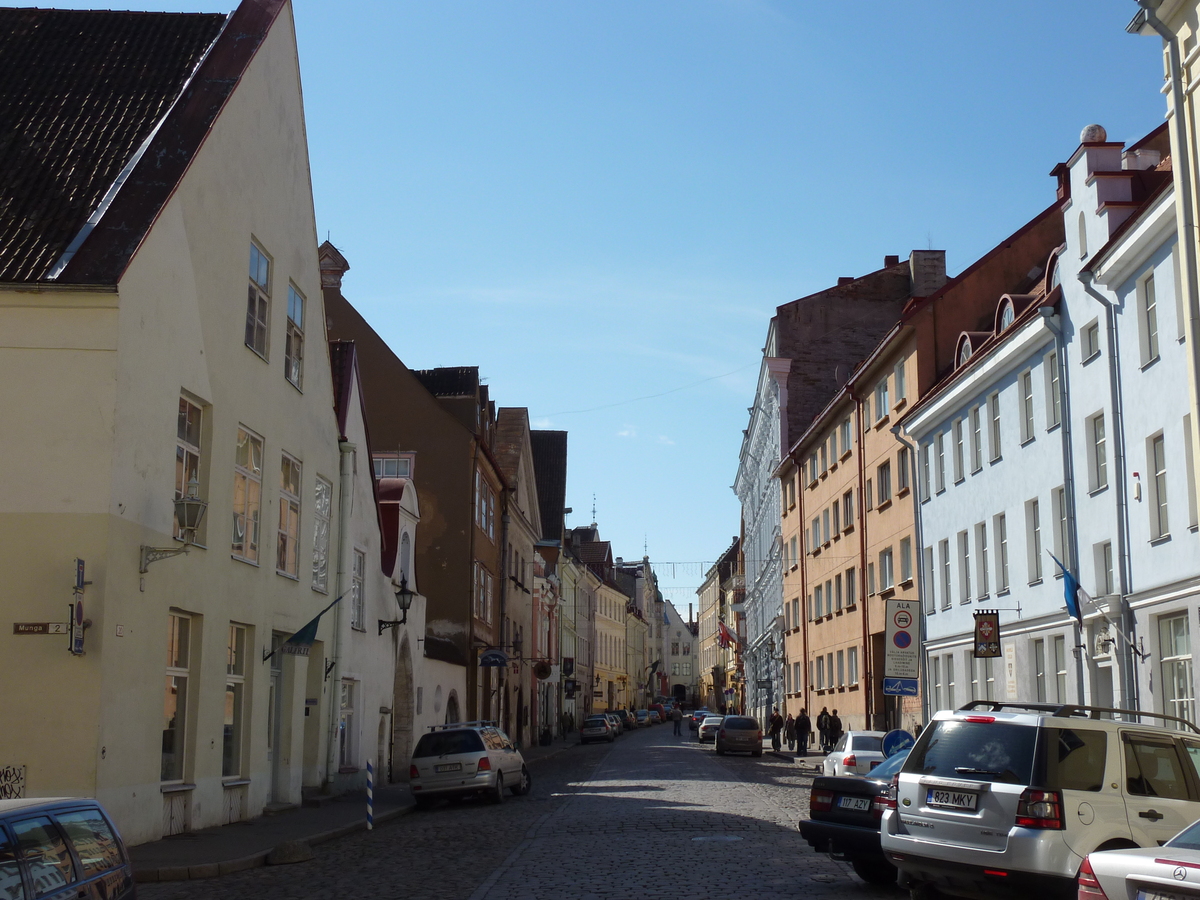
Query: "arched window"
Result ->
[[399, 532, 411, 583], [958, 339, 972, 367], [1000, 303, 1014, 331]]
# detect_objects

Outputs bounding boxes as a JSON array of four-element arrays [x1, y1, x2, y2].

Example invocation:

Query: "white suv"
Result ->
[[880, 701, 1200, 900], [409, 721, 531, 807]]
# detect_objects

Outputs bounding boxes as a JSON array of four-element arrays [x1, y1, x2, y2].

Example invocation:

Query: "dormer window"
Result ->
[[958, 340, 972, 367], [1000, 303, 1014, 332]]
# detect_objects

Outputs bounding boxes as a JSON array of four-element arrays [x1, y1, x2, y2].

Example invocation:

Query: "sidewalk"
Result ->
[[131, 736, 581, 882]]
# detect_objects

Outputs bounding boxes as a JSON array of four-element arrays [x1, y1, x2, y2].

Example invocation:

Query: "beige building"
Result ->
[[0, 0, 366, 843]]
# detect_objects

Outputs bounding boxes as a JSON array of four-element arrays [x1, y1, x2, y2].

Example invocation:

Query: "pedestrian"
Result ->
[[784, 713, 796, 752], [768, 707, 783, 752], [829, 709, 843, 747], [671, 704, 683, 736], [817, 706, 830, 752], [797, 708, 811, 757]]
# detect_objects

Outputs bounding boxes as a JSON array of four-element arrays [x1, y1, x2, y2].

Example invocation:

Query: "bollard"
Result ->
[[366, 758, 374, 830]]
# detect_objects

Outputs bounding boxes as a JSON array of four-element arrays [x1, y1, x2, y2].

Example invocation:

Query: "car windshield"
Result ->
[[723, 717, 758, 730], [584, 717, 607, 725], [412, 730, 485, 757], [869, 750, 910, 781], [851, 735, 883, 752], [1169, 818, 1200, 850], [905, 720, 1036, 784]]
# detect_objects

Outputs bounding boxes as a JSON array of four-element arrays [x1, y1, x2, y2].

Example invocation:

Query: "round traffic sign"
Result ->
[[893, 609, 912, 629], [882, 729, 915, 758], [892, 631, 912, 649]]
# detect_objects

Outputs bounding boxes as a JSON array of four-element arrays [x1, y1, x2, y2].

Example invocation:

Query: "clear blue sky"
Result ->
[[25, 0, 1167, 607]]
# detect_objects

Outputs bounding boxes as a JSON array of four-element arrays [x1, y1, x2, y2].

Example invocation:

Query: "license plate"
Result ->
[[838, 795, 871, 811], [434, 763, 462, 773], [1138, 891, 1194, 900], [869, 761, 881, 770], [926, 788, 978, 810]]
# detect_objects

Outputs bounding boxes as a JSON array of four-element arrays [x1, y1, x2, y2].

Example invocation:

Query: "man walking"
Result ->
[[784, 713, 796, 752], [671, 704, 683, 736], [817, 706, 830, 752], [797, 708, 811, 756], [829, 709, 843, 748], [768, 707, 784, 752]]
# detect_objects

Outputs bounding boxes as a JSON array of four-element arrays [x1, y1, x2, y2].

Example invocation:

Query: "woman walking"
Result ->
[[797, 708, 811, 756], [784, 713, 796, 752]]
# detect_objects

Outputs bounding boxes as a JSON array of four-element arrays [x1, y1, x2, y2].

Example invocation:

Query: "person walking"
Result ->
[[784, 713, 796, 752], [768, 707, 784, 752], [797, 708, 811, 757], [671, 704, 683, 736], [829, 709, 843, 747], [817, 706, 831, 752]]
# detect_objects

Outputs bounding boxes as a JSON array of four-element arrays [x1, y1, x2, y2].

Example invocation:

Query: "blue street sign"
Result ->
[[882, 729, 916, 758], [883, 677, 918, 696]]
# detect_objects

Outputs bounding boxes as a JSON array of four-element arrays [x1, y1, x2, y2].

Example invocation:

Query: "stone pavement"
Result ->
[[132, 733, 579, 882]]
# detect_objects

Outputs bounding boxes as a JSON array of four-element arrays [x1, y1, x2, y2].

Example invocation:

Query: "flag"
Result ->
[[718, 620, 737, 648], [264, 590, 347, 663], [1048, 553, 1083, 625], [663, 610, 670, 626], [647, 660, 660, 675]]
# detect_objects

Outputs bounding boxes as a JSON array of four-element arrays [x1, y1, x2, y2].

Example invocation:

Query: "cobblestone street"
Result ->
[[140, 726, 900, 900]]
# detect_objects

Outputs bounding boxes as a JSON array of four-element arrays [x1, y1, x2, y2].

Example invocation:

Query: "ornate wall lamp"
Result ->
[[139, 476, 208, 573]]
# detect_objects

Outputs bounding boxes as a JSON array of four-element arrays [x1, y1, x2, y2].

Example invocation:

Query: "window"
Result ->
[[13, 818, 76, 893], [840, 418, 852, 455], [811, 517, 821, 551], [1150, 432, 1170, 539], [285, 285, 305, 388], [671, 641, 680, 656], [475, 470, 496, 540], [1161, 613, 1195, 728], [958, 530, 971, 602], [900, 537, 912, 584], [474, 563, 494, 623], [814, 584, 824, 617], [842, 490, 854, 529], [338, 680, 356, 769], [163, 613, 190, 781], [816, 656, 825, 690], [1094, 541, 1114, 595], [175, 398, 203, 541], [867, 561, 876, 596], [350, 549, 366, 630], [945, 654, 956, 709], [1083, 320, 1101, 362], [1045, 351, 1061, 428], [809, 454, 819, 483], [682, 662, 691, 677], [834, 573, 843, 610], [975, 523, 988, 597], [277, 454, 302, 577], [920, 443, 931, 500], [953, 418, 965, 482], [1175, 245, 1187, 341], [877, 461, 892, 503], [923, 546, 935, 612], [879, 547, 894, 591], [898, 446, 910, 492], [1089, 413, 1108, 491], [671, 662, 680, 676], [994, 513, 1009, 592], [232, 427, 263, 563], [829, 430, 838, 461], [935, 432, 946, 492], [820, 443, 827, 473], [875, 378, 889, 421], [1027, 498, 1043, 582], [1034, 639, 1047, 702], [223, 624, 246, 777], [1020, 370, 1034, 443], [312, 476, 332, 592], [1139, 272, 1160, 365], [822, 508, 830, 544], [845, 568, 857, 606], [246, 242, 271, 359], [939, 539, 951, 610], [789, 536, 798, 568], [932, 656, 944, 711], [969, 408, 979, 475], [848, 646, 859, 684], [865, 479, 874, 511], [989, 392, 1002, 461], [831, 501, 840, 534], [1054, 635, 1067, 702], [1053, 486, 1068, 563], [1078, 211, 1088, 259], [57, 809, 124, 878], [837, 649, 845, 686], [373, 455, 413, 479], [895, 358, 907, 404], [1187, 415, 1199, 529]]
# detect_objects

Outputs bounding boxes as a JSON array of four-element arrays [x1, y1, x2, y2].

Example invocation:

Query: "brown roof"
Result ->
[[530, 430, 568, 543], [411, 367, 480, 398]]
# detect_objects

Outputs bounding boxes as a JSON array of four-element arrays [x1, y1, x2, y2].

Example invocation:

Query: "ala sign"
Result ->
[[884, 598, 919, 696]]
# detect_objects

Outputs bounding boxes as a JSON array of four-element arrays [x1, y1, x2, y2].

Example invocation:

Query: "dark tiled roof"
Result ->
[[530, 430, 567, 542], [411, 367, 479, 398], [493, 408, 526, 484], [0, 8, 227, 282], [329, 341, 356, 438]]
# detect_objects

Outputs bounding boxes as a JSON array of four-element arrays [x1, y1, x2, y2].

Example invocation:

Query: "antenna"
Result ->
[[591, 493, 596, 523]]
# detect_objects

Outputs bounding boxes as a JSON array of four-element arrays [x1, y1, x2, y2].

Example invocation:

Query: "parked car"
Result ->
[[799, 749, 910, 885], [881, 701, 1200, 900], [604, 713, 623, 736], [635, 709, 650, 726], [409, 721, 531, 807], [690, 709, 711, 731], [1081, 815, 1200, 900], [613, 709, 636, 732], [822, 731, 887, 776], [716, 715, 763, 756], [0, 797, 136, 900], [698, 715, 724, 744], [580, 714, 616, 744], [649, 703, 667, 723], [647, 710, 661, 724]]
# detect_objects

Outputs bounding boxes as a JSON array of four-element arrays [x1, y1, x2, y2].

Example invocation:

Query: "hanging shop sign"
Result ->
[[973, 610, 1001, 658]]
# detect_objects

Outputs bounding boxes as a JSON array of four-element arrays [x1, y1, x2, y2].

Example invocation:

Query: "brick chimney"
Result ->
[[909, 250, 947, 298]]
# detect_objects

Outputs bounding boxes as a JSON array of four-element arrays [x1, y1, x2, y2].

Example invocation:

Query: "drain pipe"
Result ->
[[326, 439, 355, 790], [1077, 272, 1140, 713], [890, 422, 927, 729]]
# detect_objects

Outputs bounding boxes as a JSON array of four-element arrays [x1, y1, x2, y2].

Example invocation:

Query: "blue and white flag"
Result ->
[[1048, 553, 1083, 625]]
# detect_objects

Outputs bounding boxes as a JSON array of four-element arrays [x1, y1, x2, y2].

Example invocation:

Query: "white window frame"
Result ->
[[1089, 412, 1108, 492], [920, 442, 931, 500], [350, 548, 366, 631], [1149, 432, 1170, 540], [988, 392, 1002, 461], [163, 613, 191, 783], [1083, 320, 1101, 362], [285, 284, 305, 389], [1020, 370, 1034, 444], [879, 547, 894, 591], [224, 623, 247, 778], [953, 418, 965, 483], [246, 242, 271, 360], [923, 546, 935, 612], [900, 537, 913, 584], [1160, 613, 1195, 728], [1139, 271, 1160, 366], [175, 397, 203, 542], [232, 426, 264, 564], [277, 453, 302, 578], [1045, 351, 1062, 428], [848, 646, 859, 685], [975, 522, 988, 597], [875, 378, 889, 422], [970, 405, 983, 472], [894, 358, 907, 405], [958, 530, 971, 602], [994, 512, 1009, 593], [338, 679, 357, 769], [935, 432, 946, 492], [312, 476, 332, 592], [939, 539, 951, 610], [1027, 498, 1043, 583], [877, 461, 892, 504]]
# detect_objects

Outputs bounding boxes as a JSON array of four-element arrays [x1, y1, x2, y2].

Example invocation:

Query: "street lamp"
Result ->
[[140, 476, 208, 573], [378, 577, 416, 635]]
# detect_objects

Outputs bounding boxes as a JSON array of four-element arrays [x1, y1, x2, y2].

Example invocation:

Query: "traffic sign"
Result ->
[[884, 598, 919, 681], [883, 677, 919, 696], [882, 729, 915, 757]]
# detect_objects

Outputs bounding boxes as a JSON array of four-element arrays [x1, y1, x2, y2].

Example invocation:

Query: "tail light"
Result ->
[[843, 754, 857, 769], [810, 788, 834, 812], [1016, 788, 1063, 829], [409, 764, 420, 781], [872, 774, 899, 820], [757, 730, 763, 741], [1077, 856, 1109, 900], [719, 729, 726, 739], [477, 757, 492, 772]]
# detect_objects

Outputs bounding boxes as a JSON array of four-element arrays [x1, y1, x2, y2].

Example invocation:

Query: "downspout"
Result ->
[[325, 439, 355, 789], [795, 455, 810, 722], [1041, 306, 1088, 706], [890, 422, 926, 727], [1135, 1, 1200, 531], [500, 509, 511, 730], [468, 442, 480, 721], [852, 391, 873, 728], [1078, 272, 1140, 713]]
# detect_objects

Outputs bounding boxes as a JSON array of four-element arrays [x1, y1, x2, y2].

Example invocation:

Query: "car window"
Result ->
[[0, 829, 25, 900], [1183, 739, 1200, 782], [1042, 728, 1106, 792], [479, 728, 504, 751], [905, 720, 1037, 784], [724, 717, 757, 730], [870, 750, 910, 780], [1169, 816, 1200, 849], [851, 736, 882, 753], [1124, 736, 1190, 800], [412, 730, 485, 757], [496, 730, 515, 749], [55, 809, 123, 878], [833, 735, 847, 752], [702, 717, 723, 725], [14, 817, 76, 895]]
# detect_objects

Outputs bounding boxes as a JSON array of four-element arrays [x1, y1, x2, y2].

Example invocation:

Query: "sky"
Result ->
[[22, 0, 1169, 607]]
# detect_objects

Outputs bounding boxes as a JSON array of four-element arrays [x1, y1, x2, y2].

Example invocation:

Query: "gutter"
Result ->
[[889, 422, 928, 726], [325, 439, 355, 789], [852, 391, 873, 728]]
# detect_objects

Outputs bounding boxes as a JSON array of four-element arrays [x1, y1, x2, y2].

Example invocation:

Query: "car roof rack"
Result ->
[[956, 701, 1200, 734], [427, 720, 496, 732]]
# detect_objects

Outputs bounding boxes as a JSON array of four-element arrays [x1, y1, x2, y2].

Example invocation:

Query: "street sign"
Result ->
[[12, 623, 68, 635], [884, 597, 919, 686], [70, 595, 85, 655], [882, 729, 915, 758], [883, 677, 919, 696], [755, 679, 772, 688]]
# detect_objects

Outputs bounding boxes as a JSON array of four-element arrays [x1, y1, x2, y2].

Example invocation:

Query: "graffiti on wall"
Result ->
[[0, 766, 26, 799]]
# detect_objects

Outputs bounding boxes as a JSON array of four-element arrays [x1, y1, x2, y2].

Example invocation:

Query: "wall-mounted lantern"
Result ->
[[139, 476, 208, 573]]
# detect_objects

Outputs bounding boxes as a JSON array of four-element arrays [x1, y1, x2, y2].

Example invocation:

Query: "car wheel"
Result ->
[[715, 746, 725, 755], [512, 765, 532, 796], [909, 882, 942, 900], [852, 859, 897, 885], [490, 773, 504, 804], [413, 795, 433, 810], [751, 750, 763, 757]]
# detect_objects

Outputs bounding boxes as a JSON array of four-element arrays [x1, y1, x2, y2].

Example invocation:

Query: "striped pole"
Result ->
[[366, 758, 374, 830]]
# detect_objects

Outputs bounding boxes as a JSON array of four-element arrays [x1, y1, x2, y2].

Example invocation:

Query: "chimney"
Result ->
[[884, 255, 900, 267], [837, 276, 854, 286], [909, 250, 947, 298]]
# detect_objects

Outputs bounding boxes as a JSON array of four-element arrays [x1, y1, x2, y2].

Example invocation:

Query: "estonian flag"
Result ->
[[1048, 553, 1084, 625]]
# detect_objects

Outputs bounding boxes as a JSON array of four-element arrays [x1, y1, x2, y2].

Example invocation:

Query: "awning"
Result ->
[[479, 648, 509, 667]]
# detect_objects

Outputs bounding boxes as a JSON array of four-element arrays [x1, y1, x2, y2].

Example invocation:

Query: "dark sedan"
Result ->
[[797, 749, 909, 885]]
